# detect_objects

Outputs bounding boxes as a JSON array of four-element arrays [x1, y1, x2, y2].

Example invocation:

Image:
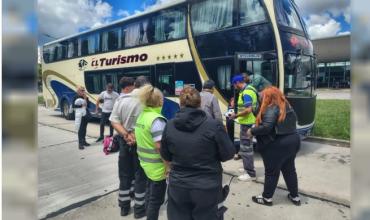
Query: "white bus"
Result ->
[[42, 0, 316, 135]]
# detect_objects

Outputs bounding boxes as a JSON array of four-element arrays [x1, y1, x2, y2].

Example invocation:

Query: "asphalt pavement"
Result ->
[[38, 106, 350, 220]]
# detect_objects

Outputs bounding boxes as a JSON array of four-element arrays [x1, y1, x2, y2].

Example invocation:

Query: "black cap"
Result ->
[[203, 80, 215, 89]]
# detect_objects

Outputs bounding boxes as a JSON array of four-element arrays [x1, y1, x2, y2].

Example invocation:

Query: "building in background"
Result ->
[[313, 34, 351, 89]]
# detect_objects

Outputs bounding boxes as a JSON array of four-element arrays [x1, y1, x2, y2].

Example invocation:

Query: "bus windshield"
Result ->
[[275, 0, 304, 31], [284, 54, 314, 96]]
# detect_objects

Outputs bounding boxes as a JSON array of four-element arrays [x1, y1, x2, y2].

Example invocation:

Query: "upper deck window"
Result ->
[[67, 39, 78, 58], [240, 0, 266, 25], [101, 27, 122, 52], [153, 8, 186, 42], [191, 0, 233, 35], [276, 0, 303, 31], [124, 19, 150, 47]]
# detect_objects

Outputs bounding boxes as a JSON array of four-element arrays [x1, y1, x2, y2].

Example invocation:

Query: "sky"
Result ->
[[38, 0, 351, 45]]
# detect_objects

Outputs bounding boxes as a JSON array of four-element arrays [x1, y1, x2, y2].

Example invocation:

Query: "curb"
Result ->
[[223, 171, 350, 207], [305, 136, 350, 148]]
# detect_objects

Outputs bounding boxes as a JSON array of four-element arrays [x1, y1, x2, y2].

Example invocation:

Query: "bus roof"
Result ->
[[44, 0, 187, 46]]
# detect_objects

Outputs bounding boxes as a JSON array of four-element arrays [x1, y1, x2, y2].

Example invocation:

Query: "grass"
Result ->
[[38, 95, 45, 105], [312, 99, 350, 140]]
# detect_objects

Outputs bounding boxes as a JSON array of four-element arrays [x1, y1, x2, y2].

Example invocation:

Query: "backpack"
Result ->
[[103, 135, 120, 155], [245, 86, 260, 117]]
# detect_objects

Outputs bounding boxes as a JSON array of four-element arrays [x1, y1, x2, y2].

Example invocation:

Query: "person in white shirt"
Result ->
[[95, 83, 119, 142]]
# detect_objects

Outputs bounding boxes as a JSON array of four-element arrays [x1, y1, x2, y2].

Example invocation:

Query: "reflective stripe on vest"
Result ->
[[236, 85, 257, 125], [135, 107, 166, 181]]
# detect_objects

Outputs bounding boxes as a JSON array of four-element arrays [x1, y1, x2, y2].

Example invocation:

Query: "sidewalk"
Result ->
[[38, 106, 350, 219], [222, 141, 350, 206]]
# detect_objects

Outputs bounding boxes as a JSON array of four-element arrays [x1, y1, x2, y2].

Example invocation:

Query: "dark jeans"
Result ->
[[100, 112, 113, 137], [240, 124, 255, 177], [118, 139, 147, 215], [146, 179, 167, 220], [167, 185, 224, 220], [78, 116, 88, 145], [260, 133, 300, 199]]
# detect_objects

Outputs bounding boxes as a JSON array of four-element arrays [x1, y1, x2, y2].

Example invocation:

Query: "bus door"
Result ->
[[234, 52, 277, 91], [155, 63, 175, 96]]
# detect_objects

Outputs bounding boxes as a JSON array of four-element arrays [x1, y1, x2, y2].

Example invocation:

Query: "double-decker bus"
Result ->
[[42, 0, 316, 136]]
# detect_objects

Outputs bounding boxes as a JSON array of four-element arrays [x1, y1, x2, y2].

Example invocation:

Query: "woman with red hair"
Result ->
[[247, 86, 301, 206]]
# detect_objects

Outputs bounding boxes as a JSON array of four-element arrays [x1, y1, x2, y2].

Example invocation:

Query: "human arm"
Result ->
[[151, 118, 170, 176], [250, 106, 279, 136], [109, 100, 133, 144], [212, 96, 223, 122], [214, 121, 236, 162]]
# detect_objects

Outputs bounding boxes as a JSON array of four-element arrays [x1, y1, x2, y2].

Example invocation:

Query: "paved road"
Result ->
[[316, 89, 350, 100], [38, 106, 350, 220]]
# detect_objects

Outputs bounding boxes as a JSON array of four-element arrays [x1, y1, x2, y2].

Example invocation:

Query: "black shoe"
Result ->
[[288, 194, 301, 206], [78, 145, 84, 150], [83, 142, 91, 146], [252, 195, 273, 206], [134, 212, 146, 219], [121, 207, 130, 216], [96, 137, 104, 142]]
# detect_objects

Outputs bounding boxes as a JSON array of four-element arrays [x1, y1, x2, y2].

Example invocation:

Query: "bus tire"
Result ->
[[62, 100, 74, 120]]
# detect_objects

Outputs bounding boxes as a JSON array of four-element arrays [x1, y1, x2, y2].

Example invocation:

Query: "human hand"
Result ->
[[246, 128, 252, 138], [125, 132, 136, 146], [229, 113, 236, 120]]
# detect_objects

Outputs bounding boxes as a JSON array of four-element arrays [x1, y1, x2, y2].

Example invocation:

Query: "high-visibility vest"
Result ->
[[236, 85, 257, 125], [135, 107, 166, 181]]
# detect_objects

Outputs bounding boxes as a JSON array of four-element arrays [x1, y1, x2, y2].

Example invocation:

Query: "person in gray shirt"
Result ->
[[109, 76, 149, 218], [200, 80, 223, 122]]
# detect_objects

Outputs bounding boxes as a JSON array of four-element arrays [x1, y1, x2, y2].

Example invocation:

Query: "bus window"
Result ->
[[88, 33, 100, 54], [275, 0, 303, 31], [80, 37, 88, 56], [217, 65, 232, 91], [101, 27, 122, 52], [156, 64, 175, 96], [67, 39, 78, 58], [284, 54, 313, 96], [43, 46, 52, 63], [85, 73, 102, 94], [153, 8, 186, 42], [191, 0, 233, 35], [56, 41, 67, 61], [124, 19, 150, 47], [102, 73, 118, 89], [239, 0, 266, 25]]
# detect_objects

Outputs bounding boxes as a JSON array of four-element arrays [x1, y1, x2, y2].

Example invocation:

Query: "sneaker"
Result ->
[[233, 154, 241, 160], [238, 173, 257, 182], [287, 194, 301, 206], [96, 137, 104, 142], [238, 168, 246, 173], [252, 195, 273, 206], [134, 212, 146, 219], [83, 142, 91, 146], [121, 207, 130, 216]]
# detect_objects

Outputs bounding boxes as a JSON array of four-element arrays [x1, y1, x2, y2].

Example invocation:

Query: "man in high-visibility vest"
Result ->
[[230, 74, 258, 182]]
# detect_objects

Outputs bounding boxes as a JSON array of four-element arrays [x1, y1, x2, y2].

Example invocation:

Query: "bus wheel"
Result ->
[[62, 100, 74, 120]]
